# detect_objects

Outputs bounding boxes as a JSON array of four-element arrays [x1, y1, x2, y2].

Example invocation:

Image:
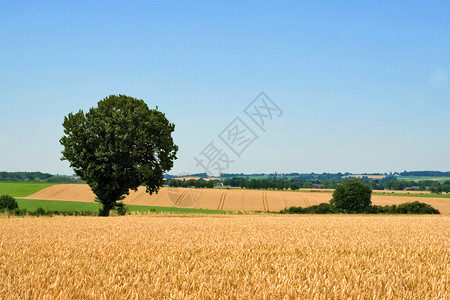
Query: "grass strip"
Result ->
[[17, 198, 228, 214]]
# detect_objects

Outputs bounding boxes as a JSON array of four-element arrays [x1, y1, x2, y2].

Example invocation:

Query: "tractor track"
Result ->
[[217, 191, 228, 210], [262, 191, 269, 212], [173, 190, 188, 207], [46, 188, 66, 199], [297, 193, 311, 207], [128, 190, 146, 205]]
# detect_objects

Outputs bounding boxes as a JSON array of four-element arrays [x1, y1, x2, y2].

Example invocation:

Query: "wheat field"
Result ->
[[0, 215, 449, 299]]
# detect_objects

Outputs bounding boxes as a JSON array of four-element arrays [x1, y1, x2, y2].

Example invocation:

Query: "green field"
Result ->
[[372, 192, 450, 198], [396, 176, 450, 183], [0, 182, 57, 197], [16, 199, 228, 214]]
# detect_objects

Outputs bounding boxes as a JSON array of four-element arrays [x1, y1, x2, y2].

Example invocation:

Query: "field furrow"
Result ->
[[173, 190, 188, 207]]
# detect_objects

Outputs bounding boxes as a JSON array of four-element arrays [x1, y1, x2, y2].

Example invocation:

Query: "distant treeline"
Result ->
[[220, 172, 350, 181], [165, 171, 450, 182], [0, 172, 52, 181], [399, 171, 450, 177], [0, 172, 83, 183], [223, 178, 302, 190], [223, 177, 450, 193], [222, 177, 375, 190], [164, 173, 209, 179], [165, 176, 450, 194], [167, 178, 215, 188]]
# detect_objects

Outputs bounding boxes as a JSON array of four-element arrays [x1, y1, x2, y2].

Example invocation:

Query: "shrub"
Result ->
[[394, 201, 440, 214], [281, 203, 336, 214], [0, 195, 19, 211], [281, 206, 305, 214], [114, 203, 128, 216], [35, 207, 46, 216], [368, 205, 395, 214], [306, 203, 336, 214], [11, 208, 29, 216]]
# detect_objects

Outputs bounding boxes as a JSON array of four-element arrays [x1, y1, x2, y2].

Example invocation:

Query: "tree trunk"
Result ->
[[99, 204, 113, 216]]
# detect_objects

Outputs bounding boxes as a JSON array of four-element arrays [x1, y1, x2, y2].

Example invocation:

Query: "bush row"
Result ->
[[280, 201, 440, 214], [1, 207, 98, 217]]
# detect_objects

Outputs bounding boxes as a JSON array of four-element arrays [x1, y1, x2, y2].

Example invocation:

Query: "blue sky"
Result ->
[[1, 1, 449, 175]]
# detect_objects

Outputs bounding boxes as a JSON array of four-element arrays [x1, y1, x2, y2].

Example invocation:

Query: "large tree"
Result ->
[[60, 95, 178, 216], [330, 180, 372, 213]]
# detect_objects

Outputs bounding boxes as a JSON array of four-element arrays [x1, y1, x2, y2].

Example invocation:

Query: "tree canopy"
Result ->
[[330, 180, 372, 213], [60, 95, 178, 216], [0, 195, 19, 211]]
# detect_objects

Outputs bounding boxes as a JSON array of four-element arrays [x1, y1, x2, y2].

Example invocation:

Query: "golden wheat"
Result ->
[[0, 215, 448, 299]]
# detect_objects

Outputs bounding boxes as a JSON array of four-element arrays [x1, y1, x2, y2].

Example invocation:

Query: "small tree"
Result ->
[[0, 195, 19, 211], [429, 182, 442, 194], [60, 95, 178, 216], [330, 180, 372, 213]]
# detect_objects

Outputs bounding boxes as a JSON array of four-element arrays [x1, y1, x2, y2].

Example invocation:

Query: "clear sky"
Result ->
[[1, 1, 449, 176]]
